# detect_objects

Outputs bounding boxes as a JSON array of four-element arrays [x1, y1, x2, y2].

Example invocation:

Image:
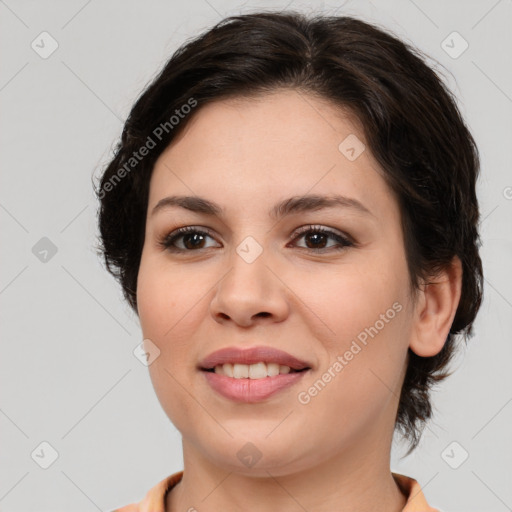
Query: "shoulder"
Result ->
[[111, 471, 183, 512], [392, 472, 440, 512], [112, 505, 139, 512]]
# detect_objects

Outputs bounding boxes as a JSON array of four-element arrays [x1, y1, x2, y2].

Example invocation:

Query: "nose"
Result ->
[[209, 243, 290, 327]]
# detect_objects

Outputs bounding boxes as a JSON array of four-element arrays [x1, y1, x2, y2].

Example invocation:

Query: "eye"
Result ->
[[289, 225, 354, 252], [158, 226, 220, 252], [158, 224, 354, 253]]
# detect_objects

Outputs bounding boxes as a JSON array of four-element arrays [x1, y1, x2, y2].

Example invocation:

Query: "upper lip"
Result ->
[[199, 346, 311, 371]]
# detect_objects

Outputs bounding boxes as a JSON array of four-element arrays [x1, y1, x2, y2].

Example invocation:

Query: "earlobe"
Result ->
[[409, 256, 463, 357]]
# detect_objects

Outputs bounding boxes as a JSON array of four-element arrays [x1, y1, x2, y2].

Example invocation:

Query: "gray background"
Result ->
[[1, 0, 511, 511]]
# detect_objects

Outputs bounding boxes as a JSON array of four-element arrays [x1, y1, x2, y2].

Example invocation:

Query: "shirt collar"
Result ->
[[118, 470, 439, 512]]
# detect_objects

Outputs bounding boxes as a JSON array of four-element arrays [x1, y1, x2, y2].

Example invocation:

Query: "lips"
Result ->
[[198, 346, 312, 371]]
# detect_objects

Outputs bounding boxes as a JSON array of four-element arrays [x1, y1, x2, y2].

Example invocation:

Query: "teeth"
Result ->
[[233, 363, 249, 378], [212, 362, 295, 378]]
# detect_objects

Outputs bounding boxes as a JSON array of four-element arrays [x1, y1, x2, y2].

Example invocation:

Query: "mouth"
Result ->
[[201, 362, 310, 378], [198, 346, 312, 402], [198, 345, 312, 376], [201, 362, 311, 404]]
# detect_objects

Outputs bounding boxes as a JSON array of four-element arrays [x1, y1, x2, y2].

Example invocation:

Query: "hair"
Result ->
[[94, 11, 483, 453]]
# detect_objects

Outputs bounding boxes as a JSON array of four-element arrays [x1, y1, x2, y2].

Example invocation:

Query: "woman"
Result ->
[[96, 11, 483, 512]]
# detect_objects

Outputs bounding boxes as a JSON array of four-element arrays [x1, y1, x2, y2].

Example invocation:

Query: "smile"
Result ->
[[207, 362, 308, 379], [201, 366, 311, 403]]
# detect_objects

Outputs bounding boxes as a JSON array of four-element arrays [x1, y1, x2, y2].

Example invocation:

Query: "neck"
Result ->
[[166, 434, 407, 512]]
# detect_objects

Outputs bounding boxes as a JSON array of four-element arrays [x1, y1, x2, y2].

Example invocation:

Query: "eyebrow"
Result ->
[[151, 194, 374, 220]]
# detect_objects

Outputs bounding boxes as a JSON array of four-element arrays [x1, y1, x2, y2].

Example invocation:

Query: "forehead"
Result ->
[[149, 90, 398, 222], [164, 89, 365, 164]]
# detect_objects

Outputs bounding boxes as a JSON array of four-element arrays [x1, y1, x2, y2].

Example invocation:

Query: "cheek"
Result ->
[[299, 253, 410, 405], [137, 253, 201, 340], [298, 308, 408, 443], [295, 258, 405, 350], [136, 253, 218, 388], [136, 255, 203, 430]]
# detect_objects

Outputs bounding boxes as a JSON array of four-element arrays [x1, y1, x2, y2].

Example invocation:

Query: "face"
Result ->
[[136, 89, 417, 476]]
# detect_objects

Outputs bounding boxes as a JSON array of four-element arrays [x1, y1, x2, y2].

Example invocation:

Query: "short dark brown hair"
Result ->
[[94, 11, 483, 452]]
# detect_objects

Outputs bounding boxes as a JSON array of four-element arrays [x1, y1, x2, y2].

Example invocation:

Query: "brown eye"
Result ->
[[159, 227, 220, 252], [303, 231, 329, 249], [291, 225, 354, 252]]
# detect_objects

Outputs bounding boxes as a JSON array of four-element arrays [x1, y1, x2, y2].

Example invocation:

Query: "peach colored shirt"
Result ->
[[112, 471, 439, 512]]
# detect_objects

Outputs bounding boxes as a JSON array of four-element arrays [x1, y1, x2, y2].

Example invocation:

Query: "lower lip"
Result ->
[[202, 370, 309, 403]]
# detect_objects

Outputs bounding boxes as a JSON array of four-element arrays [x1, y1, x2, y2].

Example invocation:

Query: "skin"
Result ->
[[136, 89, 462, 512]]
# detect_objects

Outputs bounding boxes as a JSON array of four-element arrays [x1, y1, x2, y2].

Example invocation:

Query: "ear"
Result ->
[[409, 256, 463, 357]]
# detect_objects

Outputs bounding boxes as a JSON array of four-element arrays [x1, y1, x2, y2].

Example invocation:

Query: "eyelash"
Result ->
[[158, 225, 355, 254]]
